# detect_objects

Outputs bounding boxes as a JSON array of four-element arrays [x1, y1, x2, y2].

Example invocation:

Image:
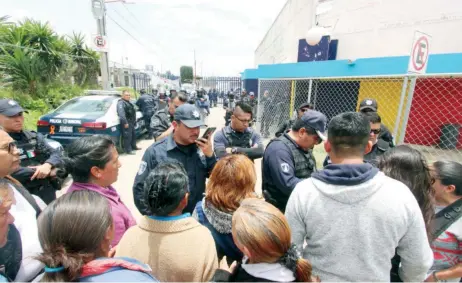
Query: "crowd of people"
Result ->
[[1, 89, 462, 282]]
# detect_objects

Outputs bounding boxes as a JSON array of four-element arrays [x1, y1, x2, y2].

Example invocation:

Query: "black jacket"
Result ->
[[117, 99, 136, 125], [136, 94, 157, 114]]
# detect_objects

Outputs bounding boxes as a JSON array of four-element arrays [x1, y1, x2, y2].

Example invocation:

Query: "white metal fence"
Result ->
[[256, 75, 462, 163]]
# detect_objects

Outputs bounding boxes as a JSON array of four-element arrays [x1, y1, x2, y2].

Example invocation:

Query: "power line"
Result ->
[[106, 14, 159, 58], [0, 42, 97, 60], [122, 3, 143, 27], [109, 6, 138, 32]]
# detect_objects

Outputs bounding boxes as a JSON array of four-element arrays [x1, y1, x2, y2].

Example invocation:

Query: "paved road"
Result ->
[[61, 106, 263, 222]]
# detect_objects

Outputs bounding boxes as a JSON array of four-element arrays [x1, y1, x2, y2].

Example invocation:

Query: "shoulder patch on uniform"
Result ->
[[281, 163, 290, 173], [138, 161, 147, 175]]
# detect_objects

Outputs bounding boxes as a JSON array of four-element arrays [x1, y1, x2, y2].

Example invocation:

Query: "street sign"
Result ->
[[91, 34, 109, 52], [408, 31, 432, 74], [91, 0, 105, 20]]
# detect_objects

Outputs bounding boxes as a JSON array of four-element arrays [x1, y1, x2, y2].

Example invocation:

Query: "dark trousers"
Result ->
[[28, 184, 56, 204], [122, 123, 136, 153], [143, 112, 154, 138]]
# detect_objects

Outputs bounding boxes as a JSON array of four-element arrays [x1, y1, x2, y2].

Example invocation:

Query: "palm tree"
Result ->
[[68, 32, 99, 86], [0, 47, 44, 93]]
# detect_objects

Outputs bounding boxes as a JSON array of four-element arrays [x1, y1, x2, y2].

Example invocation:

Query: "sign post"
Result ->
[[91, 0, 110, 90], [407, 31, 432, 75]]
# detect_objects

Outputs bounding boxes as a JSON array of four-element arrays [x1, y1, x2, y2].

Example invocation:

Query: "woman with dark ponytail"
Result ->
[[64, 135, 136, 246], [213, 198, 319, 282], [35, 190, 157, 282]]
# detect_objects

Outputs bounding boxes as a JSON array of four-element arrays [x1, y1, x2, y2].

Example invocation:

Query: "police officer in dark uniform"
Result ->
[[150, 92, 188, 142], [359, 98, 394, 147], [0, 99, 64, 204], [117, 90, 139, 155], [275, 103, 314, 137], [136, 89, 157, 139], [133, 104, 217, 215], [214, 102, 264, 161], [262, 110, 327, 212], [323, 111, 390, 167]]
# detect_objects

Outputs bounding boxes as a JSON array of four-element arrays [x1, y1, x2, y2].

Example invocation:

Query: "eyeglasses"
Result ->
[[370, 129, 381, 135], [234, 116, 252, 124], [0, 142, 17, 154]]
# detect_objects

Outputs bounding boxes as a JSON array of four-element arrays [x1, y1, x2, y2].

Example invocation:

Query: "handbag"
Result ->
[[390, 198, 462, 282]]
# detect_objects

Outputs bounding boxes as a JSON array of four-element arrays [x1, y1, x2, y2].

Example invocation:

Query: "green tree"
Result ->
[[180, 65, 193, 83], [68, 32, 99, 86]]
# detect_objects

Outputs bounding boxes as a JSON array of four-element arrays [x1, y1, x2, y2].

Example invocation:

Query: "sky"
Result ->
[[2, 0, 286, 76]]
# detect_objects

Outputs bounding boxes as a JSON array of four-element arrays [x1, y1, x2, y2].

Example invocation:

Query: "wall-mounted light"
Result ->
[[305, 26, 330, 46]]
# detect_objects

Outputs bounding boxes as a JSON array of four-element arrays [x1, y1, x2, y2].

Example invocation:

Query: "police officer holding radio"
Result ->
[[214, 102, 264, 161], [117, 90, 140, 155], [262, 110, 327, 212], [0, 99, 64, 204], [136, 89, 157, 139]]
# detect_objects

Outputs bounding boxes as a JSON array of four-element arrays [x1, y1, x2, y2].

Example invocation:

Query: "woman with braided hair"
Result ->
[[116, 160, 219, 282], [213, 198, 319, 282], [34, 190, 156, 282]]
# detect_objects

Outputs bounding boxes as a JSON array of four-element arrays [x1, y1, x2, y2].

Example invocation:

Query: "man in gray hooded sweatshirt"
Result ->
[[285, 112, 433, 282]]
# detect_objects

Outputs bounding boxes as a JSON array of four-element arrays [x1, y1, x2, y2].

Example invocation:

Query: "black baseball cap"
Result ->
[[298, 102, 313, 110], [359, 98, 378, 112], [174, 104, 206, 128], [0, 99, 28, 117], [300, 110, 328, 141]]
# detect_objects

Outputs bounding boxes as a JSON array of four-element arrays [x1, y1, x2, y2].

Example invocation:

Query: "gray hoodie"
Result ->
[[285, 163, 433, 282]]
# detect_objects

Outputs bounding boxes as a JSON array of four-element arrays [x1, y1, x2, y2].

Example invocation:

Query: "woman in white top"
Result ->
[[426, 161, 462, 282], [0, 129, 45, 281]]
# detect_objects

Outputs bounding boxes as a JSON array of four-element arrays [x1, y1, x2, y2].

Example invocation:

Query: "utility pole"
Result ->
[[91, 0, 110, 90], [193, 49, 196, 87]]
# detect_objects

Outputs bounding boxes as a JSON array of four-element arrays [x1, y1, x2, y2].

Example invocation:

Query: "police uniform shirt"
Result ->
[[262, 135, 304, 196], [133, 134, 217, 215], [136, 94, 157, 114], [150, 108, 172, 139], [213, 125, 264, 160]]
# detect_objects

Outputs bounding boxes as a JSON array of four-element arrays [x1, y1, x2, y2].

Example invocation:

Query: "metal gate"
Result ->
[[198, 76, 242, 92]]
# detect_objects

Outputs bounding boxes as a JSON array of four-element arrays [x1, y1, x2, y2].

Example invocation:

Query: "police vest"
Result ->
[[122, 100, 136, 123], [222, 128, 253, 149], [273, 134, 315, 179], [15, 131, 44, 167]]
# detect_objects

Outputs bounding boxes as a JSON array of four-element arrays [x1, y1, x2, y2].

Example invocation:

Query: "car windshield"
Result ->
[[54, 97, 114, 114]]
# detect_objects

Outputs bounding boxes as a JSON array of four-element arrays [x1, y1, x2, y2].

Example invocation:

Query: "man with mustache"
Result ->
[[133, 104, 216, 214], [0, 99, 63, 204]]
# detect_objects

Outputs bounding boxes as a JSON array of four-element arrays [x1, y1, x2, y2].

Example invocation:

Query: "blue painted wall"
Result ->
[[243, 53, 462, 79]]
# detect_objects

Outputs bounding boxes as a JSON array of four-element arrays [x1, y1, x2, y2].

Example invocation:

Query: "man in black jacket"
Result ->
[[136, 89, 157, 139], [358, 98, 394, 147], [117, 90, 140, 155], [0, 99, 64, 204]]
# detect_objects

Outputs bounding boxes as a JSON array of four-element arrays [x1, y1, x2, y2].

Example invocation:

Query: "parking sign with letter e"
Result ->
[[408, 31, 432, 74]]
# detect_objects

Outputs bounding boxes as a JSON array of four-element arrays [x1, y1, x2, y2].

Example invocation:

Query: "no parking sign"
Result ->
[[408, 31, 432, 74]]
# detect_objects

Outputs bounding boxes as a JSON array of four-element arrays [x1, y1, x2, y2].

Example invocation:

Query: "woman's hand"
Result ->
[[219, 256, 237, 273]]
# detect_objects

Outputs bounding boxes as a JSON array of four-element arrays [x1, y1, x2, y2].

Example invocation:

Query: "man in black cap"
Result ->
[[262, 110, 327, 212], [136, 89, 157, 140], [359, 98, 394, 147], [0, 99, 64, 204], [133, 104, 216, 214], [275, 102, 314, 137]]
